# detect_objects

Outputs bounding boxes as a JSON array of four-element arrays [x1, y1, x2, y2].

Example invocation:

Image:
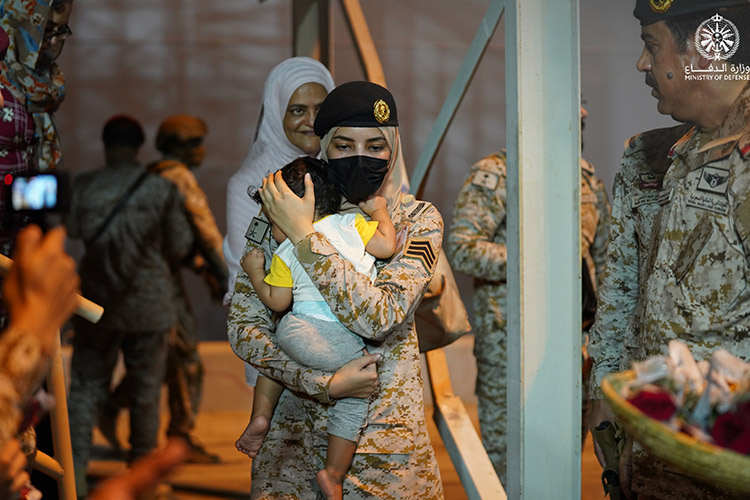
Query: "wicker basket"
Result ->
[[602, 370, 750, 494]]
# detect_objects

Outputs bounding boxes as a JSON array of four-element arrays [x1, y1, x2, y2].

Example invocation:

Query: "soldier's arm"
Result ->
[[162, 184, 195, 263], [293, 204, 444, 341], [227, 238, 336, 403], [447, 156, 508, 281], [591, 176, 612, 287], [588, 170, 639, 399]]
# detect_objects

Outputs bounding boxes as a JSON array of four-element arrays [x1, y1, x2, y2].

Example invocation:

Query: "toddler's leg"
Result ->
[[235, 375, 282, 458], [316, 435, 357, 500]]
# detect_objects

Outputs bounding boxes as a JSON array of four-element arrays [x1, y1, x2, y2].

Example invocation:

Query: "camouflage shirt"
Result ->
[[149, 158, 228, 290], [449, 151, 611, 326], [589, 124, 693, 397], [227, 194, 444, 499], [638, 83, 750, 364]]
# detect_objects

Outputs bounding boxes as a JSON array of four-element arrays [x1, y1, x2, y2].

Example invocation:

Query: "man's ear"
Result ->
[[697, 55, 712, 70]]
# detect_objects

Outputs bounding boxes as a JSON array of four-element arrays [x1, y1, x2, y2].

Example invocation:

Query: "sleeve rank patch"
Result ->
[[245, 216, 270, 245], [403, 237, 437, 275], [471, 170, 499, 190]]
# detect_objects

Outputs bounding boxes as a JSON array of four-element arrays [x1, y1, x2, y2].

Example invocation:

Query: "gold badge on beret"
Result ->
[[373, 99, 390, 124], [649, 0, 673, 13]]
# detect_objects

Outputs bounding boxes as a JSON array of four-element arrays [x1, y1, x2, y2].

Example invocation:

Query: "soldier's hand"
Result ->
[[0, 439, 28, 500], [329, 351, 381, 399], [259, 171, 315, 245]]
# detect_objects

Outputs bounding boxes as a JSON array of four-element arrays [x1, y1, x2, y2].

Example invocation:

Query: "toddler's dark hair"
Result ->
[[252, 156, 341, 218]]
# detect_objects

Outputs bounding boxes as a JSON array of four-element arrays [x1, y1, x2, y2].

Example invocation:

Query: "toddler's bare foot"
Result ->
[[316, 469, 343, 500], [235, 415, 269, 458]]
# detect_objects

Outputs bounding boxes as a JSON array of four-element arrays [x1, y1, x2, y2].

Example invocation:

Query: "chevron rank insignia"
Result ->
[[403, 237, 437, 274], [245, 217, 270, 245]]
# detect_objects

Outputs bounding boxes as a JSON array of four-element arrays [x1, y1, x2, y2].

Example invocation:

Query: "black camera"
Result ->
[[6, 171, 69, 213], [3, 171, 70, 230]]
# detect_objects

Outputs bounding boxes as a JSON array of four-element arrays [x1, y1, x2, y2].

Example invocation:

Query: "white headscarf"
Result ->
[[224, 57, 335, 304]]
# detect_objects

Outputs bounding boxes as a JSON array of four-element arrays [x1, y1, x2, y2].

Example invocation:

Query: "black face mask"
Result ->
[[326, 156, 390, 204]]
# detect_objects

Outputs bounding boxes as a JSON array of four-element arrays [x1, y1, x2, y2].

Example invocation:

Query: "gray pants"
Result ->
[[277, 312, 368, 442], [68, 323, 168, 494]]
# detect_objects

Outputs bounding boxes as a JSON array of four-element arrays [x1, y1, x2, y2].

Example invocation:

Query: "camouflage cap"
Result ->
[[313, 81, 398, 137], [634, 0, 750, 26]]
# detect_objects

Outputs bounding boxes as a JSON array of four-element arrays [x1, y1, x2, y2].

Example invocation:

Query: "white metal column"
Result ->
[[504, 1, 582, 498]]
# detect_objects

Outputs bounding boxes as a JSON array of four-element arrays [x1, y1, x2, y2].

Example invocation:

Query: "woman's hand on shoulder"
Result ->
[[329, 350, 381, 399]]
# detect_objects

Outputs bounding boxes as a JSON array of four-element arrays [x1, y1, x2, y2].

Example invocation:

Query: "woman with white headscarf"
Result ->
[[224, 57, 335, 310], [223, 57, 334, 392]]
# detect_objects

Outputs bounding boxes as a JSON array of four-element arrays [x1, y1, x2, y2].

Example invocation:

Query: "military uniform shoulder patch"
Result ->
[[471, 170, 499, 190], [402, 237, 437, 275], [401, 196, 433, 223], [245, 216, 270, 245]]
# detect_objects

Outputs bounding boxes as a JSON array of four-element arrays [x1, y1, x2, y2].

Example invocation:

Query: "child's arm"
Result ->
[[242, 249, 292, 312], [358, 196, 396, 259]]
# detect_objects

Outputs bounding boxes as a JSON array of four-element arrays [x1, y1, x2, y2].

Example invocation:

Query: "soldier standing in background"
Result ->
[[148, 114, 226, 463], [448, 106, 610, 483], [66, 115, 193, 497], [101, 114, 226, 464], [589, 1, 750, 498]]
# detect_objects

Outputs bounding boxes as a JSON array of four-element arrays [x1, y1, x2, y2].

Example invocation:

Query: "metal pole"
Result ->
[[505, 0, 582, 497]]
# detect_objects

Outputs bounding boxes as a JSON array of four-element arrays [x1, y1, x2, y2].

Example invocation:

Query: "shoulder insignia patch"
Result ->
[[407, 201, 427, 219], [245, 216, 270, 245], [696, 166, 730, 195], [403, 237, 437, 275], [472, 170, 499, 190]]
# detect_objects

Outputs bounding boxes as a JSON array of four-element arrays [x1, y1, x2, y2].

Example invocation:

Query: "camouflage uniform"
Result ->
[[589, 123, 693, 397], [66, 160, 193, 494], [228, 194, 444, 499], [449, 151, 610, 482], [591, 84, 750, 499], [148, 157, 227, 437]]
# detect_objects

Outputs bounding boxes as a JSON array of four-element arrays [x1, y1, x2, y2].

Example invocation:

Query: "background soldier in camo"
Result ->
[[449, 107, 610, 482], [589, 1, 750, 498]]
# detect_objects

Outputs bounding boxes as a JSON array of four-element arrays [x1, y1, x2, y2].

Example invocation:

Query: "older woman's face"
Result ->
[[283, 83, 328, 155], [326, 127, 391, 161]]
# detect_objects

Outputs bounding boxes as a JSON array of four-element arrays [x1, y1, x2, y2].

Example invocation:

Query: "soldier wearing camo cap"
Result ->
[[227, 81, 444, 499], [589, 1, 750, 498]]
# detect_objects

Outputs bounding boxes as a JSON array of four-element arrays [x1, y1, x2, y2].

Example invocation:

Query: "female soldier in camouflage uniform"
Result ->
[[227, 81, 444, 499]]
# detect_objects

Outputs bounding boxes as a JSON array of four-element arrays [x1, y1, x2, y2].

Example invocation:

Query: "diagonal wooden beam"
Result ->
[[339, 0, 386, 86], [426, 349, 506, 499]]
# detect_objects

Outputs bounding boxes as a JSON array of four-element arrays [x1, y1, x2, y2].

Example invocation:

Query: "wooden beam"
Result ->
[[426, 349, 506, 499], [339, 0, 386, 86]]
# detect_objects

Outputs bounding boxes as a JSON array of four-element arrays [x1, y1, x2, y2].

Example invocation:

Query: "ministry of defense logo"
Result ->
[[695, 13, 740, 61]]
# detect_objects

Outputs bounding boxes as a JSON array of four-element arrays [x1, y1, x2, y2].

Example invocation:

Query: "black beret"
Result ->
[[314, 81, 398, 137], [634, 0, 749, 26]]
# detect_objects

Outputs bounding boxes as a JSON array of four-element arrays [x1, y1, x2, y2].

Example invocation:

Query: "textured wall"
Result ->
[[56, 0, 677, 340]]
